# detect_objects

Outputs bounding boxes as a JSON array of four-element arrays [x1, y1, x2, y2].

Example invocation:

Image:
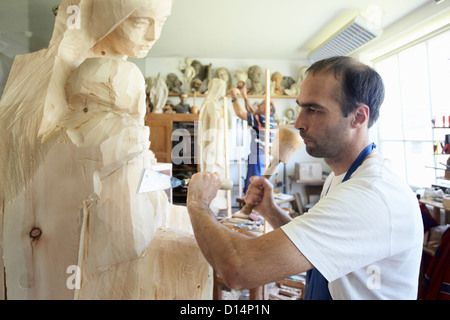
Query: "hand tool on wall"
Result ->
[[138, 169, 233, 193], [240, 127, 303, 215]]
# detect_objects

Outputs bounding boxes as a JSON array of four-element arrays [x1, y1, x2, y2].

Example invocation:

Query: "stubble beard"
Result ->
[[303, 120, 350, 160]]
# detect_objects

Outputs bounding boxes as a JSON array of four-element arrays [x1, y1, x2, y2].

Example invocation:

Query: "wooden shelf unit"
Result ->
[[168, 92, 297, 99], [145, 113, 199, 205]]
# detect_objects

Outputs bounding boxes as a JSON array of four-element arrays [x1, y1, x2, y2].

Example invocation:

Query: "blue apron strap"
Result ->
[[303, 143, 376, 300], [342, 143, 376, 182], [305, 269, 332, 300]]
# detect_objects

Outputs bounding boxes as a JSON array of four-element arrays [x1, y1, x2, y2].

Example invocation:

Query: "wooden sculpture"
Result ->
[[179, 57, 196, 93], [198, 78, 231, 214], [285, 66, 308, 96], [0, 0, 212, 300], [150, 72, 169, 113]]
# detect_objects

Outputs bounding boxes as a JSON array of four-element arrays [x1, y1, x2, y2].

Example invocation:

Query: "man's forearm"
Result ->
[[243, 96, 255, 114], [187, 201, 249, 275], [259, 203, 293, 229]]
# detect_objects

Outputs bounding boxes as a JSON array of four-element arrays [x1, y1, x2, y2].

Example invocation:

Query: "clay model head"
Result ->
[[271, 72, 283, 86], [234, 69, 248, 87], [92, 0, 173, 59], [248, 65, 263, 82]]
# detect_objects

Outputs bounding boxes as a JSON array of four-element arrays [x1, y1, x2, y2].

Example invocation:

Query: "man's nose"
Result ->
[[294, 108, 306, 131]]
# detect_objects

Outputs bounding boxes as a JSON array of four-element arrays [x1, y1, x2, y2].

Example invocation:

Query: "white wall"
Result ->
[[354, 0, 450, 63], [0, 0, 30, 97]]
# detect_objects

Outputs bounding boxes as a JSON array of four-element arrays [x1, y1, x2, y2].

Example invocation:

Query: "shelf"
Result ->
[[420, 198, 446, 209], [295, 179, 326, 184], [288, 175, 325, 184], [146, 113, 199, 121], [168, 93, 297, 99]]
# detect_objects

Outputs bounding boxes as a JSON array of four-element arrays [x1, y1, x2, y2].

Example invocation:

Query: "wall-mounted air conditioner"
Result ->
[[307, 15, 383, 62]]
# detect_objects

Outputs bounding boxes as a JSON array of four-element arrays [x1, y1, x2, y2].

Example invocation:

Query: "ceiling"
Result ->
[[0, 0, 435, 61]]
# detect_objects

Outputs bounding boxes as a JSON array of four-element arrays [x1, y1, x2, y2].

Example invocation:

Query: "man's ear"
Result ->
[[351, 104, 370, 128]]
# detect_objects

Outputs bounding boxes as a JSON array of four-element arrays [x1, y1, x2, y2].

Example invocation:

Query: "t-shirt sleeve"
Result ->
[[281, 178, 392, 282], [247, 113, 257, 129]]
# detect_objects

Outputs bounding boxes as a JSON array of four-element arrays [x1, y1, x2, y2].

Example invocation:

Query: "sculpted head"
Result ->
[[92, 0, 173, 59]]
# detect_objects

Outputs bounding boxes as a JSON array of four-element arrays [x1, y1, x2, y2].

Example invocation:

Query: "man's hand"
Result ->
[[187, 172, 222, 207], [236, 83, 255, 114], [237, 83, 248, 96], [244, 176, 275, 215], [229, 87, 239, 99], [244, 176, 292, 228]]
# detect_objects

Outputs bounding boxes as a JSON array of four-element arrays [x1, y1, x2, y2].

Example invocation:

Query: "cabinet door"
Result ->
[[147, 118, 172, 163]]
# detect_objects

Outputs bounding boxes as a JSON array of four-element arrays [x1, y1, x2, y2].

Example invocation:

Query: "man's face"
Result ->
[[256, 100, 273, 115], [180, 93, 188, 103], [294, 72, 352, 160]]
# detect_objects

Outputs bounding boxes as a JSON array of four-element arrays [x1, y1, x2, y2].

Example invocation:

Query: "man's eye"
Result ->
[[308, 108, 319, 113]]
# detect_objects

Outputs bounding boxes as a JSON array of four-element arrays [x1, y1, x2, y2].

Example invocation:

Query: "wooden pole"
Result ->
[[264, 70, 271, 235], [265, 69, 271, 172], [223, 97, 232, 218], [238, 147, 242, 199], [193, 91, 197, 108]]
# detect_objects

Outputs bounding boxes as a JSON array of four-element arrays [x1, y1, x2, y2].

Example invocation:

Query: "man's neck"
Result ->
[[325, 137, 372, 176]]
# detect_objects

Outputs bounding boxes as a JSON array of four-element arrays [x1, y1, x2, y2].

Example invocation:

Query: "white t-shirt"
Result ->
[[281, 157, 424, 300]]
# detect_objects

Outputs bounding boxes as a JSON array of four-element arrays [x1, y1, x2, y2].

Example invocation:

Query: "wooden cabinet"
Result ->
[[145, 113, 199, 162], [145, 113, 199, 204]]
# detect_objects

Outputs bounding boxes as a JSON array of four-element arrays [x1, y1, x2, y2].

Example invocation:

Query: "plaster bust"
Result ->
[[166, 73, 182, 93], [248, 65, 264, 95], [234, 69, 248, 88]]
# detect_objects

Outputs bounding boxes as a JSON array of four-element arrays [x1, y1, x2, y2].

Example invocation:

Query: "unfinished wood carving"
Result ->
[[198, 78, 231, 214], [0, 0, 212, 300]]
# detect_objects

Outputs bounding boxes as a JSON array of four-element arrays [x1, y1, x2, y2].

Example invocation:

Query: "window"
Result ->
[[374, 29, 450, 189]]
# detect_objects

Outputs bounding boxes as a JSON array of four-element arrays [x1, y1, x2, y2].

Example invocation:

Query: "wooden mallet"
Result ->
[[240, 127, 303, 215]]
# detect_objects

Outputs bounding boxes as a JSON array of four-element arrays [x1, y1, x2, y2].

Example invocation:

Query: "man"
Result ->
[[187, 56, 423, 299], [174, 92, 191, 113], [229, 84, 276, 193]]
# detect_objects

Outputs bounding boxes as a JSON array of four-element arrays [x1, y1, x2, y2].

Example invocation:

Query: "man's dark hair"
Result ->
[[306, 56, 385, 128], [269, 101, 276, 116]]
